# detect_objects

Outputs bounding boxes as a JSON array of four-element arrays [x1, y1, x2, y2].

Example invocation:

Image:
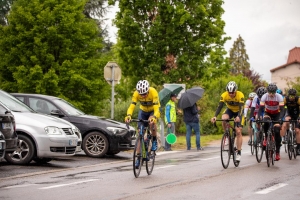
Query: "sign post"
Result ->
[[104, 61, 121, 119]]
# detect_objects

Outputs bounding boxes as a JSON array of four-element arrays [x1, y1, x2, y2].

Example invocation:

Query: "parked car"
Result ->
[[0, 102, 18, 157], [0, 89, 82, 165], [12, 93, 136, 158], [0, 130, 5, 160]]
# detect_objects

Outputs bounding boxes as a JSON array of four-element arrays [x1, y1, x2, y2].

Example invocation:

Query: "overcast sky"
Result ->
[[105, 0, 300, 82]]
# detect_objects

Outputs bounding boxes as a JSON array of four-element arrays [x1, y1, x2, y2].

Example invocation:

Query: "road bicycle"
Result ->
[[215, 119, 239, 169], [286, 120, 298, 160], [252, 120, 264, 163], [127, 119, 156, 178], [248, 120, 256, 155]]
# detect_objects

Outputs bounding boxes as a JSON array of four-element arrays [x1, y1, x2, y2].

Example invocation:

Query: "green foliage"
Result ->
[[0, 0, 113, 114], [110, 0, 229, 90], [229, 35, 250, 74]]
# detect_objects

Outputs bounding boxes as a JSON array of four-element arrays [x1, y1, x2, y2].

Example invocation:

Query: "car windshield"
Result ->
[[53, 99, 85, 116], [0, 90, 34, 112]]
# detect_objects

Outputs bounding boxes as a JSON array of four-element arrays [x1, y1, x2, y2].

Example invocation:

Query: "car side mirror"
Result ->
[[50, 109, 64, 116]]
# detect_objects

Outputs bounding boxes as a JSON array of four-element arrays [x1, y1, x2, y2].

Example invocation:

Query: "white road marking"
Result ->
[[199, 156, 220, 161], [157, 151, 179, 155], [39, 179, 99, 190], [4, 184, 37, 189], [255, 183, 288, 194]]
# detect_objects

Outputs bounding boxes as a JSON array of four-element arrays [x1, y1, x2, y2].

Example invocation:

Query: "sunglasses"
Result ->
[[140, 93, 148, 97], [228, 92, 235, 95], [268, 92, 275, 94]]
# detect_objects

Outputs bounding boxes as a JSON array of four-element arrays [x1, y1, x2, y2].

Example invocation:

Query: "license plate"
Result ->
[[2, 123, 12, 129], [69, 139, 77, 146], [131, 140, 136, 146], [76, 146, 81, 152]]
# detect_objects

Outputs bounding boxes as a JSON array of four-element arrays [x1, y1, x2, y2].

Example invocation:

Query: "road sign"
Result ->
[[104, 61, 121, 85]]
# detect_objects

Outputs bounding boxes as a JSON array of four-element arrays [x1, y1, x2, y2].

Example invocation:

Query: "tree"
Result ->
[[109, 0, 229, 88], [0, 0, 110, 114], [0, 0, 13, 26], [229, 35, 250, 75]]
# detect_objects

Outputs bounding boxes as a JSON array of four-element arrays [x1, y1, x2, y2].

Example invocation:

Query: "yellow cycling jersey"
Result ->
[[220, 91, 245, 113], [127, 87, 161, 118]]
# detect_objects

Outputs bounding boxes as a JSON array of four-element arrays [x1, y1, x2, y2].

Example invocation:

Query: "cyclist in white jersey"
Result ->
[[244, 92, 256, 145], [258, 83, 284, 161]]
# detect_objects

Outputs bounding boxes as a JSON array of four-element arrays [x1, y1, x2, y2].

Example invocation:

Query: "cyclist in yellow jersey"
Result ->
[[125, 80, 160, 168], [211, 81, 245, 161]]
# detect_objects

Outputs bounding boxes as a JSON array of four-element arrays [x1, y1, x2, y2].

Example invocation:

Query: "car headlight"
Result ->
[[107, 127, 128, 135], [44, 127, 63, 135]]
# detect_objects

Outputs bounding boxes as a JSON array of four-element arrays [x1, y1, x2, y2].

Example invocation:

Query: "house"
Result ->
[[270, 47, 300, 93]]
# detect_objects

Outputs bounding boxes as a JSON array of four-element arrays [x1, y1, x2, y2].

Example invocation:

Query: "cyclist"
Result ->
[[257, 83, 284, 161], [280, 88, 300, 155], [244, 92, 257, 145], [125, 80, 161, 168], [249, 87, 267, 143], [211, 81, 245, 161]]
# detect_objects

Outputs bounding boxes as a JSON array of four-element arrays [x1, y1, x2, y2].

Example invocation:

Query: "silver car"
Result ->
[[0, 131, 5, 160], [0, 89, 82, 165]]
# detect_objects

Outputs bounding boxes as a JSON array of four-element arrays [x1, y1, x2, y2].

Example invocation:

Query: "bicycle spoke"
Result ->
[[221, 133, 230, 169]]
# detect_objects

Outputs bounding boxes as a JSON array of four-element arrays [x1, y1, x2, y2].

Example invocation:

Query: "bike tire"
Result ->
[[266, 135, 271, 167], [220, 133, 231, 169], [284, 131, 288, 153], [250, 130, 254, 155], [232, 136, 239, 167], [287, 130, 293, 160], [293, 132, 297, 159], [146, 150, 155, 175], [133, 137, 143, 178], [255, 131, 264, 163]]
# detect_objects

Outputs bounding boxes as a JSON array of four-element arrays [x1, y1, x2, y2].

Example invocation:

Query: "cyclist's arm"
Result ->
[[152, 90, 161, 119], [214, 102, 224, 117], [249, 107, 255, 119], [126, 92, 138, 116], [258, 103, 265, 119], [238, 102, 244, 119]]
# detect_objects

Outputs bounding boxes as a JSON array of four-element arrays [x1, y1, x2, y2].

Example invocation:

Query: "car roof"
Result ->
[[11, 93, 60, 101]]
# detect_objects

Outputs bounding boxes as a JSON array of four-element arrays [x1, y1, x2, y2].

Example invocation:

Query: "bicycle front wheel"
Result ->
[[146, 149, 155, 175], [287, 130, 293, 160], [266, 135, 272, 167], [255, 131, 264, 163], [221, 133, 230, 169], [133, 137, 143, 178], [250, 129, 254, 155]]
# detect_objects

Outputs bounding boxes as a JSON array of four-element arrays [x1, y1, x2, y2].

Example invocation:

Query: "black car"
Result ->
[[12, 93, 136, 158], [0, 102, 18, 158]]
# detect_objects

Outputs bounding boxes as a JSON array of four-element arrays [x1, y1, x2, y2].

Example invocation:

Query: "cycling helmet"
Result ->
[[136, 80, 150, 94], [288, 88, 297, 96], [276, 89, 282, 95], [248, 92, 256, 99], [226, 81, 238, 92], [256, 87, 267, 98], [267, 83, 277, 93]]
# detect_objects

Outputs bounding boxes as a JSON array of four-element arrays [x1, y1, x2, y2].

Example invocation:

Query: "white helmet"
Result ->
[[136, 80, 150, 95], [226, 81, 238, 92], [248, 92, 256, 98]]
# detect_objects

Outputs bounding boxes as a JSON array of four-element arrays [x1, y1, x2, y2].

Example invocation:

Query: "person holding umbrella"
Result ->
[[210, 81, 245, 162], [164, 93, 178, 151]]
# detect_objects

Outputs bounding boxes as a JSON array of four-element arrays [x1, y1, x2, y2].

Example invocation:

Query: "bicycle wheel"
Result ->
[[133, 137, 143, 178], [220, 133, 230, 169], [266, 135, 272, 167], [232, 136, 240, 167], [271, 139, 275, 165], [255, 131, 264, 163], [287, 130, 293, 160], [284, 131, 288, 153], [293, 132, 297, 159], [250, 129, 255, 155], [146, 149, 155, 175]]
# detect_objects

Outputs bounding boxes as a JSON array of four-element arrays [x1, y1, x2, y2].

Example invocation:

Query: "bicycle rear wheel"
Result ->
[[284, 131, 288, 153], [293, 132, 297, 159], [133, 137, 143, 178], [287, 130, 293, 160], [221, 133, 230, 169], [255, 131, 264, 163], [250, 129, 254, 155]]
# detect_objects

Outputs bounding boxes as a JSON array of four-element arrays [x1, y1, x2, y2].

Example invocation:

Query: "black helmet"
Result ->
[[288, 88, 297, 96], [267, 83, 277, 93], [256, 87, 267, 98]]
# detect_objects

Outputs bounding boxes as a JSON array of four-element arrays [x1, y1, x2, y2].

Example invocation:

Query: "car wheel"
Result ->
[[5, 135, 35, 165], [106, 150, 120, 155], [33, 158, 52, 164], [83, 132, 109, 158]]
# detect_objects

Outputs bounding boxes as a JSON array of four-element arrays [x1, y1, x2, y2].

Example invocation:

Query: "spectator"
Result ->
[[164, 93, 177, 151], [183, 103, 203, 151]]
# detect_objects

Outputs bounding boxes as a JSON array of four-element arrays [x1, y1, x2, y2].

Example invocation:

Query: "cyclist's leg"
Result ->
[[248, 119, 252, 145], [281, 115, 290, 144], [272, 113, 282, 160]]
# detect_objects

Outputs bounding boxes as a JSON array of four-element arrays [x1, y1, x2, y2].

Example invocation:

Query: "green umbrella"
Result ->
[[159, 84, 184, 107]]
